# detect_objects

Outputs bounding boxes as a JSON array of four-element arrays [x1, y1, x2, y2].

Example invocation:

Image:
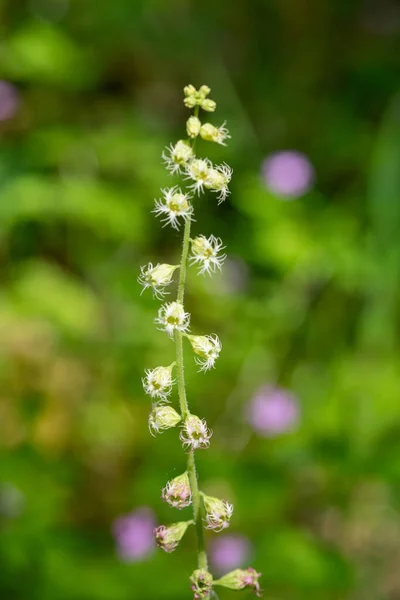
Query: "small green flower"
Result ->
[[138, 263, 179, 298], [162, 139, 194, 174], [186, 334, 222, 371], [190, 569, 214, 599], [214, 568, 262, 596], [162, 472, 192, 509], [200, 122, 230, 145], [201, 493, 233, 532], [154, 520, 194, 553], [148, 405, 181, 436], [142, 364, 175, 401]]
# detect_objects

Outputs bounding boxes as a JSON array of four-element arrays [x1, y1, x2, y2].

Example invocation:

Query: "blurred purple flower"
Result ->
[[261, 150, 314, 198], [247, 385, 300, 437], [112, 506, 156, 562], [0, 81, 19, 122], [210, 534, 252, 573]]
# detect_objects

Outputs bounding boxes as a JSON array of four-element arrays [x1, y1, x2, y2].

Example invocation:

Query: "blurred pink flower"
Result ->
[[210, 534, 252, 573], [261, 150, 314, 198], [247, 385, 300, 437], [0, 81, 19, 121], [112, 506, 156, 562]]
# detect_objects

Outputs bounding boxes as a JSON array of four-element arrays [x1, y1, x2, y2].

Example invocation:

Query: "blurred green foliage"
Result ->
[[1, 0, 400, 599]]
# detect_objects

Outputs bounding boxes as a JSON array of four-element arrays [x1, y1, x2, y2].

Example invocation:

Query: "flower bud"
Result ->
[[162, 472, 192, 509], [200, 98, 216, 112], [180, 415, 212, 450], [186, 116, 201, 138], [186, 334, 221, 371], [154, 520, 193, 553], [183, 84, 215, 111], [184, 84, 198, 108], [184, 84, 197, 97], [198, 85, 211, 98], [149, 263, 179, 285], [138, 263, 179, 298], [149, 405, 181, 436], [190, 569, 214, 599], [200, 122, 230, 146], [201, 493, 233, 532], [142, 364, 175, 401], [184, 95, 197, 109], [214, 567, 262, 596]]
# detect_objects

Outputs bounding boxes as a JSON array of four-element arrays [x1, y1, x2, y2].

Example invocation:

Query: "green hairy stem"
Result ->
[[174, 179, 208, 572]]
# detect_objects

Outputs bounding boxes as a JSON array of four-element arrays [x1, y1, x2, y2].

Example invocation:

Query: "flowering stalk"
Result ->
[[140, 85, 261, 598], [174, 104, 208, 571]]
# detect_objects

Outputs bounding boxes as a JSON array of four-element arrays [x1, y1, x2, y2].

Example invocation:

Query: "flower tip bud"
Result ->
[[184, 84, 196, 96], [190, 569, 214, 599], [199, 85, 211, 97], [182, 84, 215, 111], [184, 96, 197, 108], [200, 98, 217, 112]]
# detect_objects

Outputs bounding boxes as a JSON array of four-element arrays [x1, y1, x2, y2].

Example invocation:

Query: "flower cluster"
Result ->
[[161, 98, 232, 203], [183, 84, 216, 112], [139, 85, 261, 598]]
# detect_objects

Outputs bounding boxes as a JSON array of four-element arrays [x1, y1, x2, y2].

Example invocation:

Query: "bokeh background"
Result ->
[[1, 0, 400, 598]]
